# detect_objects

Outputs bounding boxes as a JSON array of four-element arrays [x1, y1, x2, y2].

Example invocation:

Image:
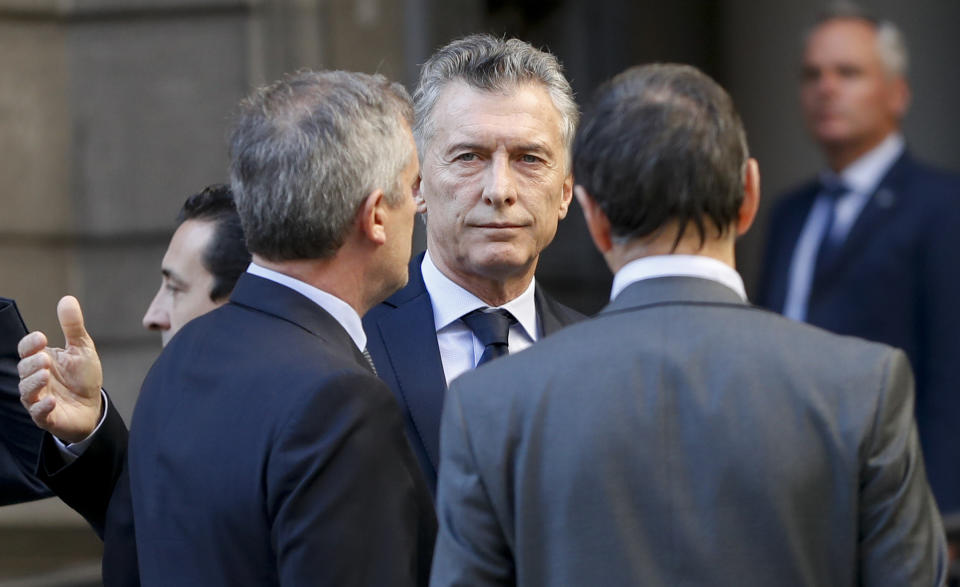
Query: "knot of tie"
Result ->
[[820, 178, 850, 201], [461, 308, 517, 366]]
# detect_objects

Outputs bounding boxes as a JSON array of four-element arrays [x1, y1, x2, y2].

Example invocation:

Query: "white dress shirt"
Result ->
[[782, 133, 905, 321], [421, 251, 538, 386], [611, 254, 747, 302], [60, 263, 367, 462]]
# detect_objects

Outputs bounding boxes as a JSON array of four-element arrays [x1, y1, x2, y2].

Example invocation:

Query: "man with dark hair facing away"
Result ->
[[431, 63, 946, 586]]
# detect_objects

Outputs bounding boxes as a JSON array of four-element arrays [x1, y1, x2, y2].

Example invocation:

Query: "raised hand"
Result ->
[[18, 296, 103, 443]]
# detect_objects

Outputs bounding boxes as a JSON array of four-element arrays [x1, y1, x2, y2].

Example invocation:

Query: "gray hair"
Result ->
[[413, 34, 578, 167], [809, 4, 909, 77], [229, 70, 414, 261]]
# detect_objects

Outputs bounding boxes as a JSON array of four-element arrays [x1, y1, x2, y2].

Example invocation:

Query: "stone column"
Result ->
[[0, 0, 252, 529]]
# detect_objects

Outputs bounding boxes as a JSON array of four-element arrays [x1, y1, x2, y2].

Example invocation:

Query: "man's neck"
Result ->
[[251, 254, 370, 316], [427, 253, 536, 307], [606, 230, 736, 275], [823, 129, 898, 172]]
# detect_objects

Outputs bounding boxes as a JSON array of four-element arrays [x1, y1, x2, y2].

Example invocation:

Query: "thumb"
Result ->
[[58, 295, 94, 351]]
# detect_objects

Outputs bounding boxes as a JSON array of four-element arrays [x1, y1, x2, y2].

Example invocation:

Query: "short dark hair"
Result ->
[[573, 64, 749, 249], [177, 184, 251, 301]]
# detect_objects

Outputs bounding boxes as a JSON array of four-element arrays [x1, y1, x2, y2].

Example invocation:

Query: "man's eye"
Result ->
[[164, 283, 183, 295], [837, 66, 862, 79], [455, 153, 478, 162], [520, 154, 542, 164]]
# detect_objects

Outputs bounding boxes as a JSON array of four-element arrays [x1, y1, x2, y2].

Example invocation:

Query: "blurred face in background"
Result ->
[[800, 18, 908, 167]]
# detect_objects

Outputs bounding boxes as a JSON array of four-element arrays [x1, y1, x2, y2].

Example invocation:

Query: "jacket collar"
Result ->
[[602, 275, 748, 317]]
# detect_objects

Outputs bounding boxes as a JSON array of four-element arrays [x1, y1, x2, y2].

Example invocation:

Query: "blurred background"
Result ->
[[1, 0, 959, 584]]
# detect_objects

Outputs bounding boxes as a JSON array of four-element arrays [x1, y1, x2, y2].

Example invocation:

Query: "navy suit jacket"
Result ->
[[363, 253, 585, 495], [42, 274, 437, 586], [758, 150, 960, 513], [0, 297, 51, 505]]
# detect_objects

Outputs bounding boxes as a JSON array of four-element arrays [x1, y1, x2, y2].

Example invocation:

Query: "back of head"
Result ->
[[413, 34, 578, 164], [177, 184, 251, 301], [573, 64, 749, 248], [230, 70, 414, 261]]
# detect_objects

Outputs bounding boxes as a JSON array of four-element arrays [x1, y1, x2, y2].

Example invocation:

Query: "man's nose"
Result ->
[[142, 288, 171, 332], [481, 156, 518, 207]]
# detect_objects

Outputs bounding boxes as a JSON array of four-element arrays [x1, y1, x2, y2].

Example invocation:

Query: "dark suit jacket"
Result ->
[[432, 276, 947, 586], [363, 253, 584, 495], [44, 274, 437, 586], [0, 297, 51, 505], [758, 150, 960, 513]]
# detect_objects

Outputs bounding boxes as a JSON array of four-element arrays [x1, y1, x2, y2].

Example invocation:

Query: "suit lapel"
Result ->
[[228, 273, 363, 366], [763, 187, 818, 312], [366, 254, 447, 475], [367, 256, 586, 476], [534, 285, 586, 335]]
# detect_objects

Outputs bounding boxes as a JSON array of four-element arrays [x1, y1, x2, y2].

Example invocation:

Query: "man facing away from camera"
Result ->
[[20, 71, 436, 586], [430, 63, 946, 586]]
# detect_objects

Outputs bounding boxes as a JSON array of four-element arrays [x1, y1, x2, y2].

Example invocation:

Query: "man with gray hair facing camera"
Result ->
[[363, 34, 584, 496], [430, 63, 946, 586], [21, 70, 435, 586]]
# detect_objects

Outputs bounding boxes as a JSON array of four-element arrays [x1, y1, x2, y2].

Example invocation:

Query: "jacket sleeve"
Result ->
[[37, 398, 129, 538], [857, 349, 948, 585], [0, 297, 52, 505]]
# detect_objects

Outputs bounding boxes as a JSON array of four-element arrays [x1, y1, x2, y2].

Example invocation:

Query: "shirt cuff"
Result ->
[[53, 390, 109, 465]]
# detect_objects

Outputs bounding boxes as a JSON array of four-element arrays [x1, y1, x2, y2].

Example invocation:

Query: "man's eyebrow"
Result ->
[[161, 268, 185, 286], [515, 143, 552, 154], [445, 142, 554, 155], [445, 142, 487, 155]]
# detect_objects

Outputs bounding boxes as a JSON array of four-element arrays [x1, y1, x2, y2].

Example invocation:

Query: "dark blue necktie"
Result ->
[[813, 180, 850, 278], [461, 308, 517, 366]]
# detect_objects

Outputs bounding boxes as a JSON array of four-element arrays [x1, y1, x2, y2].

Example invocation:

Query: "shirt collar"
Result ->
[[421, 250, 539, 340], [245, 262, 367, 350], [820, 132, 905, 196], [610, 255, 747, 302]]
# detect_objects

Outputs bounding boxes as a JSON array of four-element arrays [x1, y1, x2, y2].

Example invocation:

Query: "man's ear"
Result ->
[[557, 174, 574, 220], [736, 158, 760, 236], [574, 185, 613, 254], [889, 75, 911, 121], [359, 189, 388, 245], [413, 175, 427, 216]]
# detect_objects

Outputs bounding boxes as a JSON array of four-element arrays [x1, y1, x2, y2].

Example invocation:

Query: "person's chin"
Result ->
[[470, 245, 535, 277]]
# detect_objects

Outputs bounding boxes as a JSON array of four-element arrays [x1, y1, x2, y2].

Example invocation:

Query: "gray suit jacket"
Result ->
[[431, 276, 947, 586]]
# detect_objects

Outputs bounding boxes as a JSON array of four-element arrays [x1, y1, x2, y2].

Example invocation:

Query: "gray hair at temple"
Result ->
[[573, 64, 749, 250], [413, 34, 579, 168], [229, 70, 414, 261], [809, 3, 909, 77]]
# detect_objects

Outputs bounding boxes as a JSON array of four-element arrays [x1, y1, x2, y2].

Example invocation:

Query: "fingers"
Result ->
[[18, 330, 48, 360], [17, 347, 51, 381], [58, 295, 94, 351], [19, 367, 50, 407], [25, 394, 56, 429]]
